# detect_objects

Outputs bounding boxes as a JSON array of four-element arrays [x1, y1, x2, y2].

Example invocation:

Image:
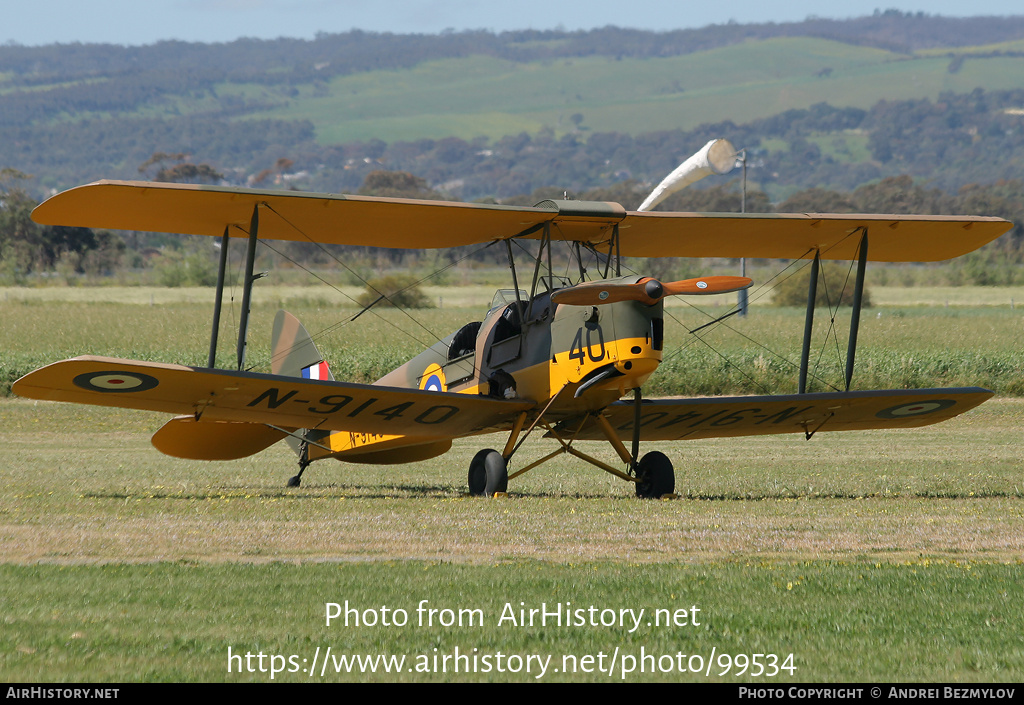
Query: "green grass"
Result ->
[[2, 562, 1021, 682], [7, 287, 1024, 396], [805, 130, 873, 164]]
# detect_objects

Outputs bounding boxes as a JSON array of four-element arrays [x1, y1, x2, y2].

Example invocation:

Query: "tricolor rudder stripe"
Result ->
[[301, 360, 331, 381]]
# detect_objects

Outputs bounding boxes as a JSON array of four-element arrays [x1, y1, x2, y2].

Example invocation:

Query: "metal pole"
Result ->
[[738, 149, 748, 317], [207, 226, 230, 369], [236, 205, 260, 371], [613, 224, 621, 277], [740, 148, 747, 213], [798, 252, 820, 394], [630, 387, 642, 469], [845, 232, 869, 392]]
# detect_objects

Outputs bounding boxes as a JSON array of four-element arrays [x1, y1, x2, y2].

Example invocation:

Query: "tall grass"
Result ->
[[6, 298, 1024, 395]]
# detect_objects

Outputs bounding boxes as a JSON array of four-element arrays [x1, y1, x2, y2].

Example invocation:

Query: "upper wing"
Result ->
[[13, 356, 534, 438], [32, 181, 1011, 262], [31, 180, 560, 248], [549, 388, 992, 442], [613, 211, 1013, 262]]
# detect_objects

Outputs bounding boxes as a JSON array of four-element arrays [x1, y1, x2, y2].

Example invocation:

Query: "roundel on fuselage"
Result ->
[[420, 363, 447, 392]]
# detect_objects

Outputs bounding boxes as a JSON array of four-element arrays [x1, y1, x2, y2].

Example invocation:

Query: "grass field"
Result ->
[[1, 291, 1022, 682], [228, 37, 1024, 144]]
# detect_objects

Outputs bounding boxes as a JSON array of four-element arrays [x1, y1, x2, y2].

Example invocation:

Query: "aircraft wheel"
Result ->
[[287, 475, 302, 488], [634, 451, 674, 499], [468, 449, 508, 497]]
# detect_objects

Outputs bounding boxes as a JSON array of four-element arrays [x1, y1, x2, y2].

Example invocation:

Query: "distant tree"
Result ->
[[138, 152, 224, 184], [0, 169, 105, 276], [659, 183, 772, 213], [851, 175, 952, 214], [580, 180, 646, 210], [777, 187, 858, 213], [358, 170, 444, 199], [0, 175, 39, 277]]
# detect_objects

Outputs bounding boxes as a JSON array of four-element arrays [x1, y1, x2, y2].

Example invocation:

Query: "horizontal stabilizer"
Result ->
[[551, 388, 993, 442], [152, 416, 288, 460]]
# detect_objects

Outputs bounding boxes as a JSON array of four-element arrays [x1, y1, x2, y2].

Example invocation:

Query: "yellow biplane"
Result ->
[[13, 179, 1012, 497]]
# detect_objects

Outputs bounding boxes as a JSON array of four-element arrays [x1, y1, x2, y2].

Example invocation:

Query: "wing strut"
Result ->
[[504, 240, 525, 315], [844, 231, 869, 391], [798, 251, 821, 394], [207, 225, 230, 369], [525, 223, 549, 321], [236, 204, 261, 370]]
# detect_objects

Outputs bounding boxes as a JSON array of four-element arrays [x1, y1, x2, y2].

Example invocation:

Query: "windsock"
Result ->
[[636, 138, 737, 212]]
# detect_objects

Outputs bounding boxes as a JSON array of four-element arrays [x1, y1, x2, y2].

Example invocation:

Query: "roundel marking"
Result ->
[[598, 290, 610, 300], [696, 280, 708, 289], [875, 399, 956, 419], [419, 363, 447, 393], [73, 371, 159, 393]]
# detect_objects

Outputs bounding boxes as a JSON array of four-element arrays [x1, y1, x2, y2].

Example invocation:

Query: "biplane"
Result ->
[[13, 179, 1013, 497]]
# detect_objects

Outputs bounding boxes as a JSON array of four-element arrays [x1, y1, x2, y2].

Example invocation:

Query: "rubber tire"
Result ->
[[468, 449, 508, 497], [634, 451, 674, 499], [287, 475, 302, 488]]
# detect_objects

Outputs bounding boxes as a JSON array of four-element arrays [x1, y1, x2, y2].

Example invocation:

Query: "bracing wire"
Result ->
[[616, 252, 844, 394], [260, 203, 447, 346], [260, 236, 501, 370]]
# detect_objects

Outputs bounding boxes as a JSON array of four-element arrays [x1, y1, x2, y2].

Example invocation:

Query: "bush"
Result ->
[[356, 274, 433, 309], [771, 262, 871, 308]]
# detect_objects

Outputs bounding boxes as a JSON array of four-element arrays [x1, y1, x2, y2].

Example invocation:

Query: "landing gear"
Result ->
[[634, 451, 674, 499], [287, 440, 311, 488], [468, 449, 508, 497]]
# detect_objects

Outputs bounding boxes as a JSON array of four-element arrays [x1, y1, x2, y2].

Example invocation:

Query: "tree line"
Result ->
[[4, 87, 1024, 205]]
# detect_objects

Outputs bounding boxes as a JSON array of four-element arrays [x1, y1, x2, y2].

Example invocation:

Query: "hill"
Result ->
[[1, 13, 1024, 198]]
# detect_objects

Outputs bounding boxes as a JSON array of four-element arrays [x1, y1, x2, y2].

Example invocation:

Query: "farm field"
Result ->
[[1, 292, 1022, 682], [229, 37, 1024, 144]]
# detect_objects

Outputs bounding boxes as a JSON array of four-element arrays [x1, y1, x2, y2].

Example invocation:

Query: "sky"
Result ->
[[5, 1, 1024, 47]]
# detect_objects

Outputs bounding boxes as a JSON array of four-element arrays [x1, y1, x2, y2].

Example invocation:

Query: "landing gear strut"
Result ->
[[287, 441, 310, 487], [468, 449, 508, 497]]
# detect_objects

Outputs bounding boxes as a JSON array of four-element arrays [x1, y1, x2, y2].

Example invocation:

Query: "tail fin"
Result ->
[[271, 310, 332, 456], [271, 310, 334, 381]]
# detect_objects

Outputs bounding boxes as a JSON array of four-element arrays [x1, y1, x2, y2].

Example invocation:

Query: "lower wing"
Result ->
[[550, 388, 993, 441], [14, 356, 534, 438]]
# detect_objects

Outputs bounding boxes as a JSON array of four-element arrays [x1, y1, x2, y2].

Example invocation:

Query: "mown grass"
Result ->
[[3, 395, 1022, 565], [1, 561, 1021, 682]]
